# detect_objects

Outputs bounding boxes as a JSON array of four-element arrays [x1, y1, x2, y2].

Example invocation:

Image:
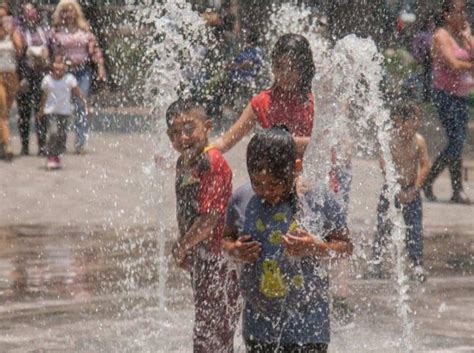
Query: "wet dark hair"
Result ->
[[247, 125, 297, 179], [165, 98, 207, 128], [442, 0, 458, 14], [246, 30, 259, 46], [52, 50, 64, 60], [389, 99, 419, 122], [436, 0, 463, 27], [19, 1, 39, 22], [50, 50, 66, 70], [271, 33, 315, 97]]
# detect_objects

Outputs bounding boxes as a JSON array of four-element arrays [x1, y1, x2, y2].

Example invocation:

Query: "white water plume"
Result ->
[[267, 2, 414, 350], [131, 0, 213, 311]]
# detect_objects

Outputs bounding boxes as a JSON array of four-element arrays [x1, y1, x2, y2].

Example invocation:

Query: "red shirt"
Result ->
[[250, 88, 314, 137], [175, 148, 232, 255]]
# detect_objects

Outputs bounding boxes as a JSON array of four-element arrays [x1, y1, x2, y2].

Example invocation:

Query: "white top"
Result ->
[[0, 35, 17, 72], [41, 73, 78, 115]]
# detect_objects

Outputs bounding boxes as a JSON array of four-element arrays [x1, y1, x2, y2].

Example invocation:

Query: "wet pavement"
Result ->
[[0, 133, 473, 352], [0, 224, 472, 352]]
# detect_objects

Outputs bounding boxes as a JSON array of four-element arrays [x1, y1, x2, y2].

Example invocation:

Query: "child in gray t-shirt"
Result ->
[[223, 126, 353, 352]]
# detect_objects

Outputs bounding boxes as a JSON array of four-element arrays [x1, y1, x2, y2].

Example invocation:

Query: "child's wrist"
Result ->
[[177, 239, 189, 253], [227, 242, 238, 258]]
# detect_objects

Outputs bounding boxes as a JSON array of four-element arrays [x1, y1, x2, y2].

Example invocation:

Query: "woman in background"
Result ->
[[0, 9, 23, 161], [52, 0, 105, 154], [17, 2, 52, 156]]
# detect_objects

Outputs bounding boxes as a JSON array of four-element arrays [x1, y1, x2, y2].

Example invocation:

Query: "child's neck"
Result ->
[[181, 142, 209, 165], [52, 73, 65, 80], [397, 131, 416, 142]]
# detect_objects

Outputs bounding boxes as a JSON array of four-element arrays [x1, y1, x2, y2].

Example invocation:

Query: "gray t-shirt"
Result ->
[[226, 183, 346, 344]]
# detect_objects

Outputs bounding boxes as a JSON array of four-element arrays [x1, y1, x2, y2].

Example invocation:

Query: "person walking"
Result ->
[[17, 2, 52, 156], [0, 11, 23, 161], [423, 0, 474, 204], [52, 0, 105, 154]]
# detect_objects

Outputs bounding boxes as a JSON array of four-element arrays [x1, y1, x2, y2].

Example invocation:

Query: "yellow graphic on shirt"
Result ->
[[292, 274, 304, 288], [256, 218, 266, 232], [272, 212, 287, 222], [260, 259, 287, 298], [289, 219, 298, 233], [180, 173, 200, 188], [203, 145, 213, 153], [269, 230, 283, 245]]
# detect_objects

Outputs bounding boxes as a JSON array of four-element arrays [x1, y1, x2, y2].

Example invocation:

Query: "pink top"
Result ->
[[433, 40, 474, 96], [53, 28, 102, 66]]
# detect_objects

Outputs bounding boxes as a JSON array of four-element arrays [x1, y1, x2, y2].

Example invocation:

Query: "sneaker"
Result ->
[[4, 145, 13, 162], [75, 146, 86, 155], [4, 151, 13, 162], [20, 146, 29, 156], [46, 156, 62, 170], [450, 191, 471, 205], [423, 186, 437, 202], [410, 265, 427, 283]]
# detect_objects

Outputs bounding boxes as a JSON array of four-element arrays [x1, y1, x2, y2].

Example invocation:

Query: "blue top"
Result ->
[[226, 183, 346, 344], [230, 46, 262, 82]]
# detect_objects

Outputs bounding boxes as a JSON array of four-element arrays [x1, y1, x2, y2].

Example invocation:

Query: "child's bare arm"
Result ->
[[283, 227, 352, 258], [212, 103, 257, 153], [293, 136, 310, 157], [72, 86, 88, 112], [416, 133, 431, 189], [223, 225, 261, 262]]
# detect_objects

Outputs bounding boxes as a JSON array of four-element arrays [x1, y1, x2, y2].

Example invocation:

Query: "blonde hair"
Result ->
[[52, 0, 90, 32]]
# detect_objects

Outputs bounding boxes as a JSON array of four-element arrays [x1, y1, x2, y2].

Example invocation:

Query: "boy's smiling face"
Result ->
[[167, 109, 211, 162]]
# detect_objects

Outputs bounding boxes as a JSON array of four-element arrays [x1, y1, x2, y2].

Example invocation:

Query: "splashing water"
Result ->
[[132, 0, 415, 350], [269, 2, 414, 351], [131, 0, 213, 311]]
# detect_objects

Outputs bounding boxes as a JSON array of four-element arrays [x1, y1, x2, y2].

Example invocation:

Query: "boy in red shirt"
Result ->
[[166, 99, 240, 353]]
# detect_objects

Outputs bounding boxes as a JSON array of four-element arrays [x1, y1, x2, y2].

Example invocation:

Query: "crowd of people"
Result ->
[[166, 0, 472, 352], [0, 0, 472, 350], [0, 0, 105, 169]]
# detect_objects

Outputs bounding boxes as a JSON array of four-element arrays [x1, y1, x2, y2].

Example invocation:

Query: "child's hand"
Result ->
[[36, 111, 43, 121], [177, 254, 193, 271], [396, 187, 418, 204], [172, 240, 188, 266], [229, 235, 261, 262], [283, 228, 319, 257], [97, 66, 107, 82]]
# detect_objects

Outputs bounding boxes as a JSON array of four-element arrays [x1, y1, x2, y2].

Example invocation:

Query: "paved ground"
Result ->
[[0, 131, 473, 352]]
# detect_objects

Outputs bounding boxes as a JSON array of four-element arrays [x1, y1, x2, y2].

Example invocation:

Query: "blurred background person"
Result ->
[[0, 9, 22, 161], [17, 2, 52, 156], [52, 0, 105, 155], [423, 0, 474, 204]]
